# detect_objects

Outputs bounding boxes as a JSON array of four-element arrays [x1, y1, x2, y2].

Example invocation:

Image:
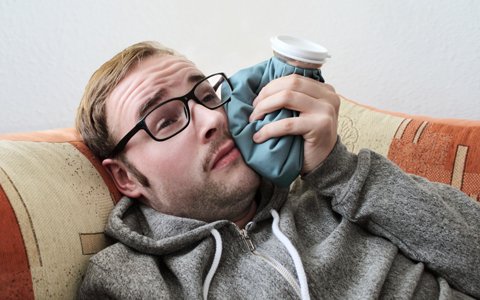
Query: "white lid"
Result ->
[[270, 35, 330, 65]]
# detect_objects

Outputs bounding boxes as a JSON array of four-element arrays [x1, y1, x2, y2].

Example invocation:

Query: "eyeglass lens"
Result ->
[[144, 74, 231, 140]]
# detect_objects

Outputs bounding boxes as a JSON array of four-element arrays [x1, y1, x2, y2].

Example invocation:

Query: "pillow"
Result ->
[[338, 96, 480, 202], [0, 129, 121, 299]]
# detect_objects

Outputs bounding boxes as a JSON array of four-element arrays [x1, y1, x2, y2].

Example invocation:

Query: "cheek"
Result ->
[[135, 138, 199, 179]]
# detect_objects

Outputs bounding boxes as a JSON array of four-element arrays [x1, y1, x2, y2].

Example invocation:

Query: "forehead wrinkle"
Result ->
[[136, 73, 205, 120], [138, 88, 167, 120], [107, 55, 204, 137], [107, 73, 160, 141]]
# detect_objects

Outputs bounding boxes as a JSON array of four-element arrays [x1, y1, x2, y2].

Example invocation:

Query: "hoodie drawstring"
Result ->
[[203, 228, 223, 300], [271, 209, 311, 300], [203, 212, 310, 300]]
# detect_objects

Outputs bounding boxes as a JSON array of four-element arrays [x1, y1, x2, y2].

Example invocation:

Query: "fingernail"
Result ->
[[252, 96, 259, 107], [252, 133, 259, 143]]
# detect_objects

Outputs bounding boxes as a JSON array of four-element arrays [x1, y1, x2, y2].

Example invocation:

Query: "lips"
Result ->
[[210, 141, 240, 170]]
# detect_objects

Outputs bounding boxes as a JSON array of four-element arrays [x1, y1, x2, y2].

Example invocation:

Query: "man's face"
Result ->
[[104, 54, 260, 222]]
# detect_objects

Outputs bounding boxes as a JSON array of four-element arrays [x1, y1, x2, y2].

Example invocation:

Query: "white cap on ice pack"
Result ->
[[270, 35, 330, 65]]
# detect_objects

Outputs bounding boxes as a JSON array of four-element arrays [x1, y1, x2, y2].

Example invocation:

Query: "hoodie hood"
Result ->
[[105, 180, 289, 256]]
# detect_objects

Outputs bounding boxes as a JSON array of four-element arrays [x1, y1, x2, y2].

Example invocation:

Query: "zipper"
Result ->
[[237, 224, 302, 298]]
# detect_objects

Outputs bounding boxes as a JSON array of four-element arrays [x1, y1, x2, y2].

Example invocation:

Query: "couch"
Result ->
[[1, 96, 479, 299]]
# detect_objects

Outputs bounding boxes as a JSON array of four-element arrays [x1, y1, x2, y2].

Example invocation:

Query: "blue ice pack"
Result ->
[[224, 56, 324, 187]]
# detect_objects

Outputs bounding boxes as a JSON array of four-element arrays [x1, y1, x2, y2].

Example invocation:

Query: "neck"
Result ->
[[233, 200, 257, 229]]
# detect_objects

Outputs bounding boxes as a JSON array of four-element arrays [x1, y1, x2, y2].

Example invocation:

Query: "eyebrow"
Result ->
[[137, 73, 206, 120], [138, 88, 166, 120]]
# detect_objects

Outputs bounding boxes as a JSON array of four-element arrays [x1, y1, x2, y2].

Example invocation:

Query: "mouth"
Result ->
[[210, 140, 241, 170]]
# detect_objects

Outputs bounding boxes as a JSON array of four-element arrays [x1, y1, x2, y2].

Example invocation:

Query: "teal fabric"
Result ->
[[224, 56, 324, 187]]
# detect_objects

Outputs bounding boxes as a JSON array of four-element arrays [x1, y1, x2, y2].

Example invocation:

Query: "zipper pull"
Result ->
[[240, 229, 256, 252]]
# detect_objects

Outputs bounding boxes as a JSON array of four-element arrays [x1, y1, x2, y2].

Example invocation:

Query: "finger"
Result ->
[[250, 87, 339, 123], [253, 74, 334, 107], [253, 117, 306, 143], [252, 111, 336, 143], [249, 90, 320, 122]]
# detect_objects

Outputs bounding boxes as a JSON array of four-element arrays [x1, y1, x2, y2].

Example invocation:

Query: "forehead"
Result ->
[[116, 54, 200, 97], [106, 54, 201, 137]]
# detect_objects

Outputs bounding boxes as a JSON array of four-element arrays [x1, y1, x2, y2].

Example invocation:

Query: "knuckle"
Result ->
[[316, 114, 336, 130], [281, 89, 295, 100], [282, 118, 296, 131], [324, 83, 336, 92], [287, 74, 303, 89], [326, 103, 338, 116], [327, 92, 341, 111], [333, 96, 341, 112]]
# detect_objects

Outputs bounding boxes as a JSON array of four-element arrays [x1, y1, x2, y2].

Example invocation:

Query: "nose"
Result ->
[[188, 101, 227, 144]]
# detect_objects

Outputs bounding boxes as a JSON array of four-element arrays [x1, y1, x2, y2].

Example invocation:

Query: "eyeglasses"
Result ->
[[107, 72, 233, 158]]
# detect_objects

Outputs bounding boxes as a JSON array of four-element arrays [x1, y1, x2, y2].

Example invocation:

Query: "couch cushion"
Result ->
[[338, 96, 480, 202], [1, 99, 479, 299], [0, 130, 120, 299]]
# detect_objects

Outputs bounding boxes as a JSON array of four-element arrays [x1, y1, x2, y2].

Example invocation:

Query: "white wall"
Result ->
[[1, 0, 479, 133]]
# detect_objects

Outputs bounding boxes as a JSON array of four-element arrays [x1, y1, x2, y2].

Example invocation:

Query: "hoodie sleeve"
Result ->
[[303, 140, 480, 298]]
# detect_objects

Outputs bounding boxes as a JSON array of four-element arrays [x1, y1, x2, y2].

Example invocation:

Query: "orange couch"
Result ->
[[1, 96, 479, 299]]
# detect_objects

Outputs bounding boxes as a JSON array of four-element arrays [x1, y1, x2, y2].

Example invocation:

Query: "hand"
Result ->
[[249, 74, 340, 174]]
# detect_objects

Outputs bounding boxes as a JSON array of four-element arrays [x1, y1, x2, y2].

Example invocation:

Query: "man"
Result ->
[[76, 41, 480, 299]]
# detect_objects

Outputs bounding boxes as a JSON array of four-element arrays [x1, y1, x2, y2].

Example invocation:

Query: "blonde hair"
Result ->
[[76, 41, 175, 159]]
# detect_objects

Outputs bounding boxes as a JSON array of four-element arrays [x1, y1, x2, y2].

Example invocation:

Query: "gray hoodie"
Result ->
[[78, 142, 480, 299]]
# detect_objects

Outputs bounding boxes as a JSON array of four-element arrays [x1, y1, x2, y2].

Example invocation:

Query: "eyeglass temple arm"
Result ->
[[107, 123, 143, 158]]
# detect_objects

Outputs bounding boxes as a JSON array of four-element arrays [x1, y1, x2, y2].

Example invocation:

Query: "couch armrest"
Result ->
[[0, 129, 120, 299]]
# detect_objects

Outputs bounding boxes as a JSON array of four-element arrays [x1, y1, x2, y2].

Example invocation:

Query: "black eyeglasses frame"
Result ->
[[107, 72, 232, 158]]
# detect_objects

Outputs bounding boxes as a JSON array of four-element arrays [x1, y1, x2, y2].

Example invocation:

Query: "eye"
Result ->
[[145, 100, 186, 138], [157, 117, 178, 130], [201, 92, 218, 103]]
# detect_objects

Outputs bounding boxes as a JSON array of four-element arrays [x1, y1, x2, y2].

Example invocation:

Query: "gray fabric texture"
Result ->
[[78, 141, 480, 299]]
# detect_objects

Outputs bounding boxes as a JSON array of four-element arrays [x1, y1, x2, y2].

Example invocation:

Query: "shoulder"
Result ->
[[89, 242, 155, 273], [79, 242, 171, 299]]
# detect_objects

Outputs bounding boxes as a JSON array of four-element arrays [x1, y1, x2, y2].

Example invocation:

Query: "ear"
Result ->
[[102, 158, 142, 199]]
